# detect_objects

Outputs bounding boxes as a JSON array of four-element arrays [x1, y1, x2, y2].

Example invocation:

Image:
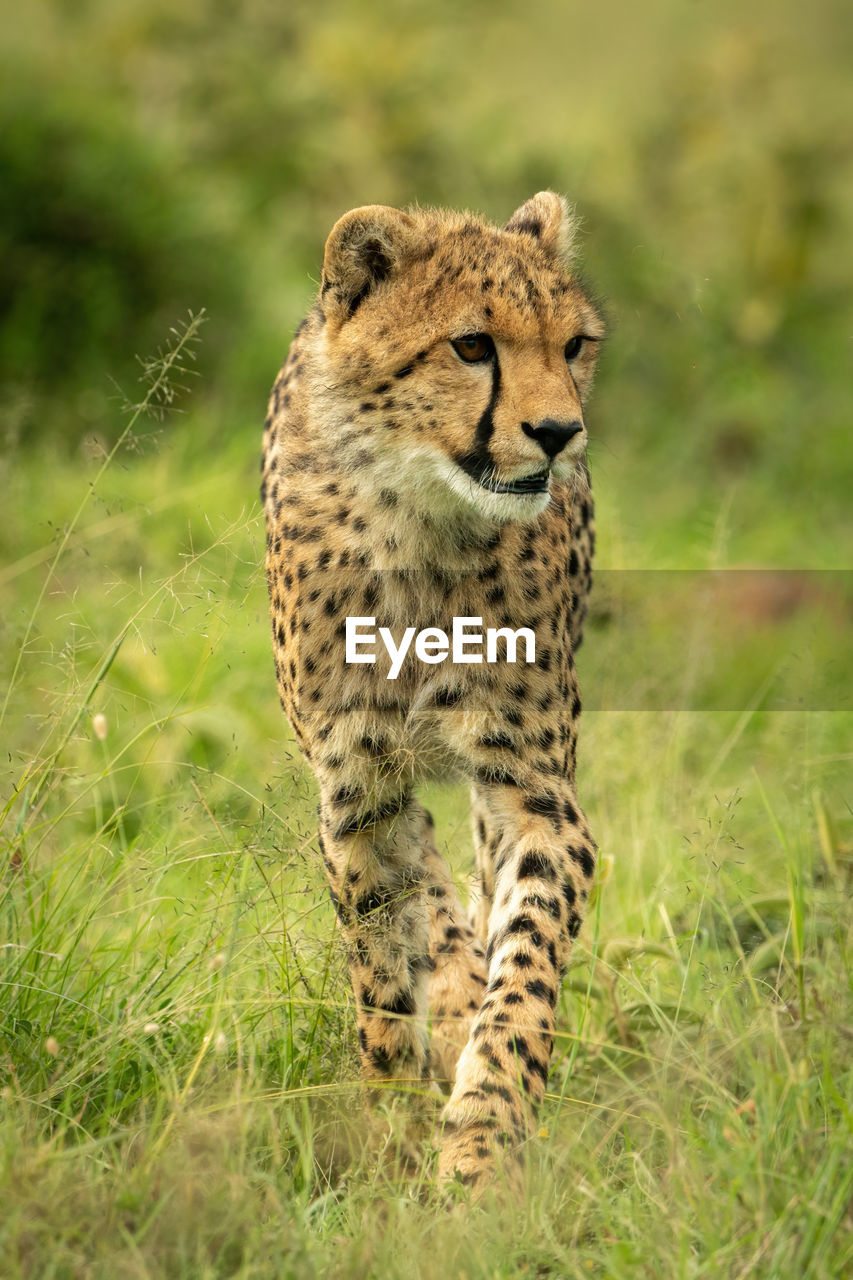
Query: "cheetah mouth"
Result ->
[[478, 470, 551, 496]]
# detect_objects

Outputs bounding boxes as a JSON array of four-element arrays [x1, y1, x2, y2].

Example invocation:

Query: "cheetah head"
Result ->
[[316, 192, 605, 526]]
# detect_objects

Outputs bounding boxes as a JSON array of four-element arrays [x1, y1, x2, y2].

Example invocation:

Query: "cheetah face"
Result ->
[[319, 193, 604, 525], [420, 325, 596, 524]]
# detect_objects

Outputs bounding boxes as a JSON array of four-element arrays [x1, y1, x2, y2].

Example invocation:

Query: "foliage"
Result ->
[[0, 73, 243, 441]]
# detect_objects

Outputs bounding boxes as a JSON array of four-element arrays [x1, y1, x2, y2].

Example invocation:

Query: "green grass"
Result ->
[[1, 323, 851, 1277], [2, 0, 852, 1273]]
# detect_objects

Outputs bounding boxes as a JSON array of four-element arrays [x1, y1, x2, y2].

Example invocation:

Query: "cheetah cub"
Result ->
[[262, 192, 604, 1191]]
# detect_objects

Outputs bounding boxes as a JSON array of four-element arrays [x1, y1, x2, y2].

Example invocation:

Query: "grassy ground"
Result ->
[[2, 0, 852, 1276], [1, 323, 851, 1280]]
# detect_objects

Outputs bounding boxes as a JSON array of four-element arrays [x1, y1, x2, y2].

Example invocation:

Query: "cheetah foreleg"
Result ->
[[318, 792, 432, 1087], [437, 782, 596, 1192], [416, 806, 488, 1092]]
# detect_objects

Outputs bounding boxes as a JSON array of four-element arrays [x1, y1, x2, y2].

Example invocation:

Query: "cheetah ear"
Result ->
[[505, 191, 577, 260], [321, 205, 417, 322]]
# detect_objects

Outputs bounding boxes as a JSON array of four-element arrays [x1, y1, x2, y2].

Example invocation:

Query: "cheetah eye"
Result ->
[[564, 336, 585, 362], [451, 334, 495, 364]]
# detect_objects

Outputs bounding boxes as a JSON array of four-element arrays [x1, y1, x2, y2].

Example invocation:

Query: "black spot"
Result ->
[[507, 914, 542, 942], [527, 1054, 549, 1085], [511, 216, 543, 238], [380, 989, 416, 1017], [475, 766, 522, 788], [524, 791, 560, 819], [522, 891, 562, 921], [517, 851, 556, 880], [332, 784, 363, 808], [524, 978, 555, 1005], [507, 1033, 529, 1060], [477, 1048, 504, 1073], [370, 1045, 395, 1075], [332, 791, 411, 840], [568, 844, 596, 878], [327, 885, 348, 922], [433, 686, 463, 708], [477, 560, 501, 581], [478, 732, 515, 750], [354, 885, 394, 917]]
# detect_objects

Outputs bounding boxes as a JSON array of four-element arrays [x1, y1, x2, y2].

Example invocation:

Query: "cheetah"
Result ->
[[261, 192, 604, 1191]]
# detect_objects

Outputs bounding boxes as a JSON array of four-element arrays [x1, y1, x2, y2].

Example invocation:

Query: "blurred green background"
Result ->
[[2, 0, 851, 566], [1, 3, 852, 1272]]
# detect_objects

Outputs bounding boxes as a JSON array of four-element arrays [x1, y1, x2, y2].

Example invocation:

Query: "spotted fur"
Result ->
[[262, 192, 604, 1191]]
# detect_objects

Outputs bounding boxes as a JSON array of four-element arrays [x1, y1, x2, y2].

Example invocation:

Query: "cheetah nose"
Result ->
[[521, 418, 584, 460]]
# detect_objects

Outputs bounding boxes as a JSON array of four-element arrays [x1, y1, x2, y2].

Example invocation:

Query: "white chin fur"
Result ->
[[422, 453, 552, 524]]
